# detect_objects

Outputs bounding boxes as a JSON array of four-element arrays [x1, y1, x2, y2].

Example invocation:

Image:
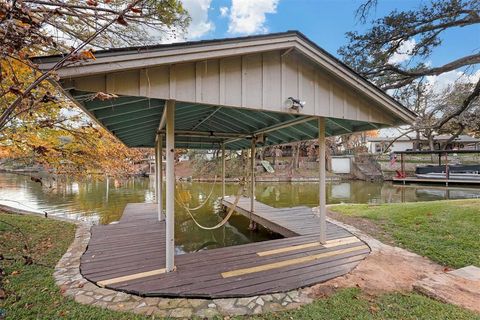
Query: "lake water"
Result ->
[[1, 172, 479, 253]]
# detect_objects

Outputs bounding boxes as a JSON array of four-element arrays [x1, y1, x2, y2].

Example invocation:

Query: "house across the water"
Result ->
[[368, 135, 480, 154]]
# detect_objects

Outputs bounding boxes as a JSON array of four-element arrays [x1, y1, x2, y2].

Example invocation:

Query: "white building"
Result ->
[[368, 135, 480, 154]]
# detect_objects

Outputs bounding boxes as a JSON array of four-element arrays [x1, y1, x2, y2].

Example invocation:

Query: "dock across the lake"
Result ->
[[392, 176, 480, 185], [80, 199, 370, 298]]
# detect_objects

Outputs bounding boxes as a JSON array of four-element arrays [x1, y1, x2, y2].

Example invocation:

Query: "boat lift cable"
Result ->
[[175, 177, 247, 230], [180, 175, 219, 212]]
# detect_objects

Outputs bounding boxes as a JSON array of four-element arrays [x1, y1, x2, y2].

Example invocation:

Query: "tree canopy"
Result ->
[[0, 0, 189, 176], [339, 0, 480, 146]]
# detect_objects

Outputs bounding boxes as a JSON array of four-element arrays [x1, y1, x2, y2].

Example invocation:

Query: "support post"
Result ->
[[221, 143, 226, 199], [154, 144, 158, 205], [156, 136, 164, 221], [445, 152, 449, 187], [318, 118, 326, 244], [250, 137, 256, 215], [165, 100, 175, 272]]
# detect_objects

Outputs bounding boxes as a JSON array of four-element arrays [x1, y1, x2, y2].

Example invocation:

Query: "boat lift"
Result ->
[[393, 149, 480, 186]]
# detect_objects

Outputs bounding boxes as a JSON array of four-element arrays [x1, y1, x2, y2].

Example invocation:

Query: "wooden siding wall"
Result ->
[[68, 50, 396, 125]]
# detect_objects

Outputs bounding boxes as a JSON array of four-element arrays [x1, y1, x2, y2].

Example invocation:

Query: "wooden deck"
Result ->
[[80, 200, 370, 298], [221, 196, 326, 237]]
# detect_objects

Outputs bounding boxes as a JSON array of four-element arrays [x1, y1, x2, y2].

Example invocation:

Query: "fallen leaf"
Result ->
[[89, 92, 118, 101], [116, 15, 128, 26], [86, 0, 98, 6]]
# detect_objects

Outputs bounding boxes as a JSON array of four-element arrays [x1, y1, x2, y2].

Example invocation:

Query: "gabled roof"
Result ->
[[33, 31, 416, 149], [34, 31, 415, 123]]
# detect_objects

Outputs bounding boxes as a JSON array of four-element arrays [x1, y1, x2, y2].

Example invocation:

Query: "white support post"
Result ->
[[221, 143, 226, 199], [250, 137, 256, 214], [318, 117, 327, 244], [154, 144, 158, 204], [165, 100, 175, 272], [156, 136, 164, 221]]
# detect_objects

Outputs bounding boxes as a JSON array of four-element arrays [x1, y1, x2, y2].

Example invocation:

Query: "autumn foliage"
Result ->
[[0, 58, 147, 177]]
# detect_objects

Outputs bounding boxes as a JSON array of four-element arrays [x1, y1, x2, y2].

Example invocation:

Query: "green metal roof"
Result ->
[[72, 90, 387, 150]]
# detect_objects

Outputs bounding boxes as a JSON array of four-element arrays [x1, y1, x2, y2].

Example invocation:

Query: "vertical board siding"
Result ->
[[201, 60, 220, 104], [315, 72, 330, 117], [262, 52, 282, 112], [111, 70, 140, 96], [300, 63, 316, 116], [244, 54, 263, 109], [147, 65, 170, 99], [331, 82, 344, 119], [70, 49, 398, 125], [74, 74, 106, 92], [175, 62, 196, 102], [223, 56, 242, 106], [282, 53, 299, 106]]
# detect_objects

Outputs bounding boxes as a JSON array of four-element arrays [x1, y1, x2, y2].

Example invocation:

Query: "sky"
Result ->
[[180, 0, 480, 91]]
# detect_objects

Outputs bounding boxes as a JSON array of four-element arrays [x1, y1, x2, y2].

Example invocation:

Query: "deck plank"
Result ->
[[80, 199, 370, 298]]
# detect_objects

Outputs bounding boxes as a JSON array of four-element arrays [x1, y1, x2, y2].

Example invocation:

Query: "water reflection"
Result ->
[[1, 172, 479, 253]]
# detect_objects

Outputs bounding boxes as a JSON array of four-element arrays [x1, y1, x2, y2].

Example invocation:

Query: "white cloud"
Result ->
[[226, 0, 279, 35], [220, 6, 229, 17], [388, 39, 416, 64], [181, 0, 214, 39], [426, 69, 480, 93]]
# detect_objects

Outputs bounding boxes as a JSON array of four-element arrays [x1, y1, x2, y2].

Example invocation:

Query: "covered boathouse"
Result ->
[[34, 31, 416, 298]]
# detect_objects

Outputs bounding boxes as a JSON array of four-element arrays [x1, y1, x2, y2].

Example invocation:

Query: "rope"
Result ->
[[175, 178, 246, 230], [181, 175, 218, 211]]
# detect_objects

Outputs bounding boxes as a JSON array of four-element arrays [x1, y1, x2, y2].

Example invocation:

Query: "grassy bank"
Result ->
[[331, 199, 480, 268], [0, 212, 150, 319], [1, 210, 479, 319], [245, 288, 478, 320]]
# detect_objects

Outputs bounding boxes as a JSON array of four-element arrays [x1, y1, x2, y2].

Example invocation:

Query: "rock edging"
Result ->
[[55, 222, 314, 318]]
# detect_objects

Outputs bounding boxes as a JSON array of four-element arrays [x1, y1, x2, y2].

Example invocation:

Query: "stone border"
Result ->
[[55, 221, 317, 318]]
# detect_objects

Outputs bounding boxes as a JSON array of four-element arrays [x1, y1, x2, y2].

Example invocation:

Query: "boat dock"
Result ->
[[392, 177, 480, 185], [221, 196, 326, 237], [80, 201, 370, 298]]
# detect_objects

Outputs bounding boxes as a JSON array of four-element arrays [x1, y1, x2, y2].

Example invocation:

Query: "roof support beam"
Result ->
[[103, 113, 161, 127], [114, 123, 159, 136], [85, 98, 150, 112], [225, 116, 316, 146], [191, 107, 222, 131], [109, 118, 161, 132], [97, 104, 163, 120], [157, 129, 249, 139], [328, 118, 352, 133]]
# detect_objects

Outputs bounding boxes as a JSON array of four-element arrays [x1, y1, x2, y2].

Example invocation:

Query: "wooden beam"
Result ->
[[257, 236, 360, 256], [97, 268, 166, 287], [221, 245, 369, 278]]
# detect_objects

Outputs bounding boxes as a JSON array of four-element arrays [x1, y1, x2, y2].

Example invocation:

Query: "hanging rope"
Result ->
[[175, 177, 247, 230], [178, 175, 218, 212]]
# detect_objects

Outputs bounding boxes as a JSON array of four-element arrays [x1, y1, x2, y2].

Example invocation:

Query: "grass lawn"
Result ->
[[0, 212, 151, 320], [331, 199, 480, 268], [1, 210, 479, 319]]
